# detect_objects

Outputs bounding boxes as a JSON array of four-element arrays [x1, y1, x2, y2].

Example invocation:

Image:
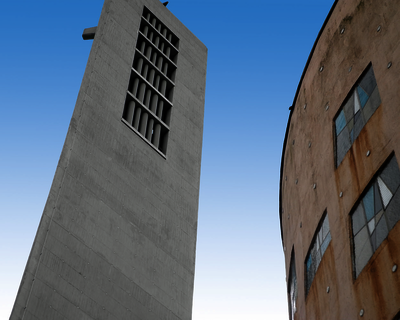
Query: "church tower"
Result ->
[[11, 1, 207, 319]]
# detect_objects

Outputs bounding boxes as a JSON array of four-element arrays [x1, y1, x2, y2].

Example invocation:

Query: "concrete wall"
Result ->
[[280, 0, 400, 319], [11, 0, 207, 319]]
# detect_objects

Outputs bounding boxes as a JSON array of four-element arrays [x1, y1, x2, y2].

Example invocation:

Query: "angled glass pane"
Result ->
[[311, 244, 317, 266], [354, 110, 361, 123], [308, 246, 318, 285], [379, 156, 400, 194], [317, 232, 323, 251], [363, 186, 375, 221], [289, 254, 297, 320], [335, 110, 347, 136], [336, 126, 351, 166], [321, 215, 330, 240], [370, 229, 377, 254], [357, 86, 369, 108], [368, 218, 375, 234], [352, 202, 366, 235], [385, 188, 400, 230], [359, 66, 377, 96], [375, 210, 384, 223], [306, 267, 313, 294], [373, 214, 388, 251], [354, 226, 373, 277], [374, 182, 383, 214], [378, 176, 393, 208], [315, 247, 322, 270], [290, 284, 297, 320], [320, 232, 331, 255], [353, 111, 365, 141], [347, 115, 354, 132], [306, 253, 312, 272], [363, 86, 381, 123], [343, 93, 355, 123], [354, 90, 361, 114]]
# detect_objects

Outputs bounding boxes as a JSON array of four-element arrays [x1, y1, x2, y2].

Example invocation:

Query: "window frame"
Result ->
[[121, 6, 179, 157], [304, 211, 331, 297], [350, 153, 400, 279], [333, 63, 381, 167]]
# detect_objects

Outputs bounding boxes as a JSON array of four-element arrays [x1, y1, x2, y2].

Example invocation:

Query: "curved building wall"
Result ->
[[280, 0, 400, 319]]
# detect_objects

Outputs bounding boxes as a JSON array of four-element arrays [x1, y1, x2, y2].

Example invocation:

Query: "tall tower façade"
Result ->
[[11, 0, 207, 319]]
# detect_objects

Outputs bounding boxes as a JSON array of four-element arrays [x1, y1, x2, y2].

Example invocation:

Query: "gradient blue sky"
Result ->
[[1, 1, 334, 319]]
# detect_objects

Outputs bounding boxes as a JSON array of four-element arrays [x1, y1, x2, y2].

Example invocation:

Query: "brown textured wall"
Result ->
[[281, 0, 400, 319]]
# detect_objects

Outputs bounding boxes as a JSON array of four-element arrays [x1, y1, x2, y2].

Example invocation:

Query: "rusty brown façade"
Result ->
[[280, 0, 400, 319]]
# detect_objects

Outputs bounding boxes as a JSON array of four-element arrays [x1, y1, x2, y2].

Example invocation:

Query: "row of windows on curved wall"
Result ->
[[288, 155, 400, 316], [287, 213, 331, 318], [351, 154, 400, 277], [335, 64, 381, 167]]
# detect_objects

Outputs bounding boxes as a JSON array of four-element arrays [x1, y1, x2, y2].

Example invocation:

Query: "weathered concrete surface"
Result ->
[[11, 0, 207, 319], [280, 0, 400, 319]]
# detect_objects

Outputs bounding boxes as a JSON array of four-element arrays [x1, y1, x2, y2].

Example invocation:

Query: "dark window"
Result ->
[[335, 64, 381, 166], [122, 6, 179, 156], [288, 251, 297, 320], [351, 155, 400, 277], [305, 213, 331, 296]]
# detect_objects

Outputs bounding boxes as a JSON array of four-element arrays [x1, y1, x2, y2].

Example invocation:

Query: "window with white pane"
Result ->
[[305, 213, 331, 296], [335, 64, 381, 167], [351, 155, 400, 277], [288, 251, 297, 320]]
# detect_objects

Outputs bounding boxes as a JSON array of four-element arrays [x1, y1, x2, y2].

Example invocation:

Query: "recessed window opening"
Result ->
[[122, 6, 179, 156], [305, 212, 331, 296], [288, 250, 298, 320], [334, 64, 381, 167], [392, 310, 400, 320], [351, 154, 400, 278]]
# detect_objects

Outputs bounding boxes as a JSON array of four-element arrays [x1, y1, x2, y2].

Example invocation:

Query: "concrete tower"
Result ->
[[280, 0, 400, 319], [11, 0, 207, 319]]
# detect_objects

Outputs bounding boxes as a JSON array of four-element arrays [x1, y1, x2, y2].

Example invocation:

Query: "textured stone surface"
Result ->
[[11, 0, 207, 319]]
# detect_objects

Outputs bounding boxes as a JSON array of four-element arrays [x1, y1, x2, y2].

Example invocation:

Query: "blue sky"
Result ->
[[0, 1, 334, 319]]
